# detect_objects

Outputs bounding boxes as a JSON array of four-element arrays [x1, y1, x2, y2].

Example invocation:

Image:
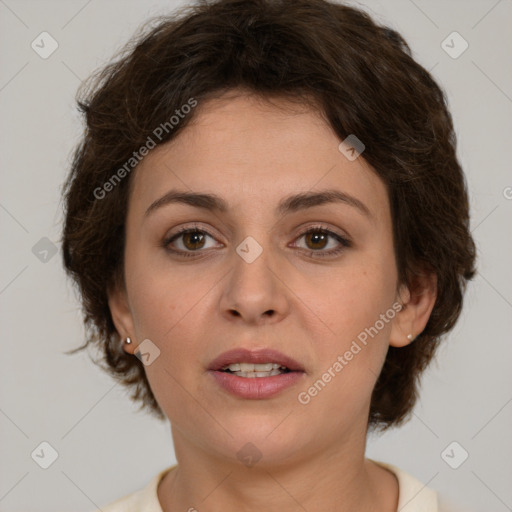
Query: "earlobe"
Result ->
[[107, 283, 137, 355], [389, 272, 437, 348], [122, 336, 136, 355]]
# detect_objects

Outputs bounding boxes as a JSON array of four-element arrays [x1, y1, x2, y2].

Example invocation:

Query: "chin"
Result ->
[[209, 420, 309, 466]]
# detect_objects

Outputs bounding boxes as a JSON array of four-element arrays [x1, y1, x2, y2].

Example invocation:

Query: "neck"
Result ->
[[157, 426, 398, 512]]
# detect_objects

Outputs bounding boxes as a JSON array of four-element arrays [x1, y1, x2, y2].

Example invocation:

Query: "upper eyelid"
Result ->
[[166, 224, 345, 239]]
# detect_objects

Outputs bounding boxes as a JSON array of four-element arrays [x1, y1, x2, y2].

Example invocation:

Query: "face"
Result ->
[[110, 91, 424, 468]]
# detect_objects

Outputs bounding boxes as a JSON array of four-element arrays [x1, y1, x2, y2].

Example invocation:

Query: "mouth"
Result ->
[[207, 348, 306, 399], [208, 347, 305, 374]]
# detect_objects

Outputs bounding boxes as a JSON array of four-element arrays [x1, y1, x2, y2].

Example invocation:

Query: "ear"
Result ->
[[389, 271, 437, 348], [107, 280, 137, 355]]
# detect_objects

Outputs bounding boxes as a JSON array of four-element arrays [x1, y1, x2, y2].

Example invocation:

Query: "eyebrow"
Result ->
[[144, 188, 371, 218]]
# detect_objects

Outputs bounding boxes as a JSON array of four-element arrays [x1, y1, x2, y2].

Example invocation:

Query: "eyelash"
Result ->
[[163, 224, 351, 259]]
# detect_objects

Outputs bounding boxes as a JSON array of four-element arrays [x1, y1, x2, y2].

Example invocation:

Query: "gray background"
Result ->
[[0, 1, 511, 511]]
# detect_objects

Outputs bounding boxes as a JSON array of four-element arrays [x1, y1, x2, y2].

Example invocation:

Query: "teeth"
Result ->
[[232, 369, 284, 378], [223, 363, 283, 372]]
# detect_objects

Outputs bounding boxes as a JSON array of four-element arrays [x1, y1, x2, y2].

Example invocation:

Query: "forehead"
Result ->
[[128, 93, 389, 221]]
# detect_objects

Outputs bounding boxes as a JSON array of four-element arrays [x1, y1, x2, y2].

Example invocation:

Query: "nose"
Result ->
[[219, 240, 291, 325]]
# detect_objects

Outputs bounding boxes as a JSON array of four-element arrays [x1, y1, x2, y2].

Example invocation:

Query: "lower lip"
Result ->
[[209, 370, 305, 399]]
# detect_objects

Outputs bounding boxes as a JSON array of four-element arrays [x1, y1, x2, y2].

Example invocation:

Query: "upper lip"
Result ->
[[208, 348, 305, 372]]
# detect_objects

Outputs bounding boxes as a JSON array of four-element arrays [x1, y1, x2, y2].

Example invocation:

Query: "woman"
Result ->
[[61, 0, 476, 510]]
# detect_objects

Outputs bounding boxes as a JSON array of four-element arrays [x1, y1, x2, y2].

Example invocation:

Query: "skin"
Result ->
[[109, 89, 437, 512]]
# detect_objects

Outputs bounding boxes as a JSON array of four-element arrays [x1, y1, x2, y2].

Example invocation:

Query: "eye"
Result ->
[[163, 226, 221, 257], [163, 224, 351, 259], [292, 226, 351, 257]]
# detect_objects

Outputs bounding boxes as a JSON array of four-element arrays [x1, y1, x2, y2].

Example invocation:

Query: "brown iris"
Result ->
[[304, 230, 328, 250], [182, 231, 206, 250]]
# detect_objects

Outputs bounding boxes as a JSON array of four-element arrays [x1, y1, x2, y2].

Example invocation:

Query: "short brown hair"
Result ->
[[61, 0, 476, 430]]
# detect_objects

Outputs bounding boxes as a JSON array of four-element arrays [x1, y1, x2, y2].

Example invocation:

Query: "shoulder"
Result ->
[[371, 459, 439, 511], [95, 465, 177, 512], [370, 459, 470, 512]]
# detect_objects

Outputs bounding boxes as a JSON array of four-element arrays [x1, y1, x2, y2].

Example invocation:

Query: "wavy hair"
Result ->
[[61, 0, 476, 430]]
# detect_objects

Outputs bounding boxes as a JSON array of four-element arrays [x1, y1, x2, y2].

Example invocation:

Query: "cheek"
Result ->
[[125, 266, 206, 421], [124, 254, 215, 386], [125, 244, 201, 340], [299, 251, 397, 403], [313, 252, 397, 344]]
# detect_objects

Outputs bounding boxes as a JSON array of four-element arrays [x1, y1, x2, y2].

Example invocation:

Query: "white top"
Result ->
[[97, 460, 464, 511]]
